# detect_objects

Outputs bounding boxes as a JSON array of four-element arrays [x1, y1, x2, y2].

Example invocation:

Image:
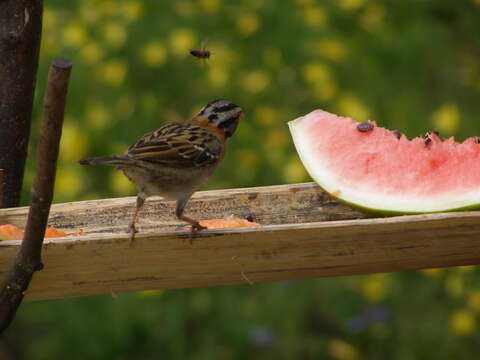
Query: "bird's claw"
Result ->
[[191, 222, 207, 232], [188, 222, 206, 244]]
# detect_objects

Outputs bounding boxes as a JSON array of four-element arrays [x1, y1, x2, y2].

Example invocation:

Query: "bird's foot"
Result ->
[[191, 222, 207, 232], [188, 221, 207, 245]]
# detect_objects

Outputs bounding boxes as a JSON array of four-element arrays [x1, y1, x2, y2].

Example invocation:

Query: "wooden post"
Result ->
[[0, 0, 43, 208], [0, 59, 72, 334]]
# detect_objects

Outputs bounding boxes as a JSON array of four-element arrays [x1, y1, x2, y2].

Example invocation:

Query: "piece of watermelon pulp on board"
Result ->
[[288, 110, 480, 214]]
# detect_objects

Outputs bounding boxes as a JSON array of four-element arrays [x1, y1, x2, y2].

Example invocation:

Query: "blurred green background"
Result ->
[[3, 0, 480, 358]]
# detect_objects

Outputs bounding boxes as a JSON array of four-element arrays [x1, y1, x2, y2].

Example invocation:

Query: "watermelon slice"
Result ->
[[288, 110, 480, 214]]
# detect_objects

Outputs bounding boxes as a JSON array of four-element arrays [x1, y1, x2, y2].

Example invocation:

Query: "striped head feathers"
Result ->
[[193, 99, 245, 138]]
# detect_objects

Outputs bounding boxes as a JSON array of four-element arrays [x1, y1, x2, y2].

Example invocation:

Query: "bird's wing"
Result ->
[[126, 122, 224, 167]]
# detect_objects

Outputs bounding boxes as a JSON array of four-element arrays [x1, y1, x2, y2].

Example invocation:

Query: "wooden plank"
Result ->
[[0, 182, 368, 232], [1, 183, 479, 301]]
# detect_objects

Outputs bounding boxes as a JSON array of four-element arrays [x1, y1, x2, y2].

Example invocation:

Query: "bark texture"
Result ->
[[0, 59, 72, 335], [0, 0, 43, 208]]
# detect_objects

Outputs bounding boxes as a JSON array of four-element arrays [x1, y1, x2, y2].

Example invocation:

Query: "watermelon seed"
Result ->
[[475, 137, 480, 144], [425, 130, 440, 137], [423, 130, 440, 147], [425, 130, 440, 139], [357, 122, 374, 132], [392, 130, 401, 139]]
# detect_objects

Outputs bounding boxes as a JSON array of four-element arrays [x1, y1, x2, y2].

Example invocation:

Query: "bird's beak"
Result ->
[[239, 111, 246, 118]]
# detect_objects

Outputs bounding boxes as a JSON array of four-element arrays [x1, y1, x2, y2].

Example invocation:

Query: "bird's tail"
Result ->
[[78, 156, 132, 166]]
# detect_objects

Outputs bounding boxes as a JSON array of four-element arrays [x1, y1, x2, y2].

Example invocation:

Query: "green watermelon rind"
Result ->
[[288, 117, 480, 216], [323, 190, 480, 217]]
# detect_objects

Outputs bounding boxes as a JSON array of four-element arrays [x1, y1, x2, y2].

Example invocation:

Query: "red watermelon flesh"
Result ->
[[289, 110, 480, 213]]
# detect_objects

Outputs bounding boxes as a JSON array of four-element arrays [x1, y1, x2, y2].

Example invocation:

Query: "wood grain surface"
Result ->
[[1, 183, 479, 301]]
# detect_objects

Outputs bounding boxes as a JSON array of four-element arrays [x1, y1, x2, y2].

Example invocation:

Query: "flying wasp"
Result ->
[[189, 41, 211, 64], [189, 48, 211, 60]]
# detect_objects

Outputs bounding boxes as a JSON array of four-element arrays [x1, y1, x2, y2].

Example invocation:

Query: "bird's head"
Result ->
[[193, 99, 245, 138]]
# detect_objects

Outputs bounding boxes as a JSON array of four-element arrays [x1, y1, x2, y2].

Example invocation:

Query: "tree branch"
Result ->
[[0, 169, 4, 207], [0, 0, 43, 208], [0, 58, 72, 335]]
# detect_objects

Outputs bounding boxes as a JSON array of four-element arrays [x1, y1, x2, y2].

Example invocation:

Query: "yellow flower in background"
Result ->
[[103, 22, 127, 49], [241, 70, 270, 93], [136, 290, 163, 297], [303, 6, 327, 27], [467, 291, 480, 311], [328, 339, 359, 360], [302, 62, 338, 100], [302, 61, 332, 84], [120, 0, 143, 21], [338, 0, 366, 11], [111, 171, 136, 195], [60, 119, 90, 161], [449, 309, 476, 335], [81, 42, 104, 65], [283, 157, 308, 183], [318, 39, 347, 62], [236, 13, 261, 37], [41, 8, 59, 57], [199, 0, 220, 14], [255, 106, 278, 127], [80, 5, 101, 24], [421, 268, 445, 278], [445, 273, 464, 298], [86, 102, 112, 130], [432, 103, 460, 135], [98, 0, 118, 16], [142, 41, 168, 67], [97, 59, 127, 87], [360, 3, 386, 32], [337, 93, 371, 121], [266, 129, 289, 149], [55, 167, 83, 200], [362, 274, 388, 303], [207, 66, 229, 88], [43, 7, 58, 32], [312, 82, 337, 102], [62, 22, 88, 47], [169, 28, 198, 56], [205, 43, 239, 67], [456, 265, 476, 272]]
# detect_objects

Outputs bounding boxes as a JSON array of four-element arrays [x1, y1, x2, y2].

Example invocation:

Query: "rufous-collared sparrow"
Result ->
[[79, 99, 245, 245]]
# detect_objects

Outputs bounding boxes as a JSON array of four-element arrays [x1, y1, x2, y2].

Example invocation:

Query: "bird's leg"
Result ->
[[176, 194, 206, 244], [128, 195, 145, 247]]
